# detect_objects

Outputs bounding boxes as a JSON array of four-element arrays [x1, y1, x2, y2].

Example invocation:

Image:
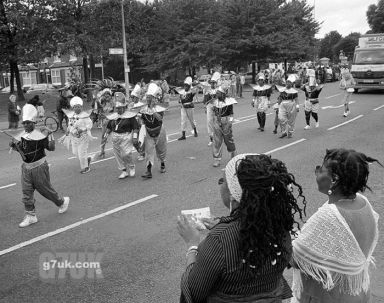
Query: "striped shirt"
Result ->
[[180, 216, 292, 303]]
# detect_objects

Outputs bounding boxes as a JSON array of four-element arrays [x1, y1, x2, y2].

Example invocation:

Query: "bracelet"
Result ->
[[186, 249, 198, 258]]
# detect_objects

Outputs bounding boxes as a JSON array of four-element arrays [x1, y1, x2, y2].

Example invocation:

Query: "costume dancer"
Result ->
[[9, 104, 69, 227], [302, 76, 323, 129], [104, 92, 140, 179], [212, 85, 237, 167], [251, 74, 272, 131], [61, 96, 95, 174], [277, 75, 299, 138], [177, 77, 199, 140], [139, 83, 167, 179], [339, 71, 356, 117], [203, 72, 220, 146]]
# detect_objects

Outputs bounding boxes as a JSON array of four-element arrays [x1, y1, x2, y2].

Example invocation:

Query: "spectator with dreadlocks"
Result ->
[[177, 153, 306, 303], [292, 148, 381, 303]]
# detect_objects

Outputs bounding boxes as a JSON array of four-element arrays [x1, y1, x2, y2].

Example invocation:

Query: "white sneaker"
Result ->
[[58, 197, 70, 214], [118, 171, 129, 179], [208, 141, 213, 146], [304, 125, 311, 130], [19, 214, 38, 227], [128, 166, 135, 177], [315, 122, 320, 128], [343, 111, 349, 117]]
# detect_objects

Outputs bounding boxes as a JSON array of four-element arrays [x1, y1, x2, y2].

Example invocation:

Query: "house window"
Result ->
[[51, 69, 61, 84], [22, 72, 31, 87], [53, 55, 61, 63]]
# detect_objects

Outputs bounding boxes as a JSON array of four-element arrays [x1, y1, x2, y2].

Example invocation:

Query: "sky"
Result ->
[[309, 0, 378, 38]]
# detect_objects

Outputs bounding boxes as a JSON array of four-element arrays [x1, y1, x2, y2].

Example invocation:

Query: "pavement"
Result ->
[[0, 83, 384, 303]]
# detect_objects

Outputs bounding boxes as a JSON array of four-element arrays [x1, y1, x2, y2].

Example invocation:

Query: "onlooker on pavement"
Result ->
[[8, 94, 20, 129], [230, 74, 237, 97], [239, 73, 245, 98], [177, 153, 307, 303], [236, 73, 241, 97], [57, 90, 73, 131], [292, 148, 381, 303], [339, 71, 356, 117]]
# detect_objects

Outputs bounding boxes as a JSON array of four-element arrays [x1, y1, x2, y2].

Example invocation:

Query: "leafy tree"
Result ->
[[319, 30, 342, 61], [0, 0, 57, 100], [333, 32, 361, 60], [367, 0, 384, 33]]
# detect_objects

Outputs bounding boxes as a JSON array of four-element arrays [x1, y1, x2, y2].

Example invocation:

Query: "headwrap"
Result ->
[[225, 153, 259, 202], [70, 96, 83, 107], [22, 104, 38, 123]]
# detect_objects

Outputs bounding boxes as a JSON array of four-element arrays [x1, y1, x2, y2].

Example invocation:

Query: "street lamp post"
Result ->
[[121, 0, 130, 102]]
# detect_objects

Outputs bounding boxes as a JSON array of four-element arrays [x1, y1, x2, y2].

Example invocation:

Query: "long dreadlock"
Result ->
[[231, 154, 306, 269]]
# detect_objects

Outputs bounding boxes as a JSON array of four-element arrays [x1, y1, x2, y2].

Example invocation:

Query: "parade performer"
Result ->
[[103, 92, 140, 179], [95, 88, 114, 154], [212, 85, 237, 167], [139, 83, 167, 179], [251, 74, 272, 131], [61, 96, 95, 174], [129, 83, 146, 161], [339, 71, 356, 117], [302, 76, 323, 130], [203, 72, 220, 146], [272, 98, 282, 134], [277, 75, 299, 138], [177, 76, 199, 140], [9, 104, 69, 227]]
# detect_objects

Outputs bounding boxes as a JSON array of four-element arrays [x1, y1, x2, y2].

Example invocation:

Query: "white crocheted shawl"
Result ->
[[292, 193, 379, 296]]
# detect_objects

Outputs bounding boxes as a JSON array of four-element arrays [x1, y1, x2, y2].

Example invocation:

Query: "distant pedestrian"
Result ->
[[339, 71, 356, 117], [239, 73, 245, 97], [57, 90, 72, 131], [177, 77, 198, 140], [251, 74, 272, 132], [230, 74, 237, 97], [272, 98, 282, 134], [8, 94, 20, 129], [235, 73, 241, 97], [278, 75, 299, 139]]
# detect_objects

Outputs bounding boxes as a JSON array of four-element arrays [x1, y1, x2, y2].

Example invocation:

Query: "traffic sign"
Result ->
[[109, 48, 124, 55], [125, 66, 130, 73]]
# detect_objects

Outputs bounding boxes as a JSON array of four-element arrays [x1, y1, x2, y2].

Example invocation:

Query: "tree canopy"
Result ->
[[367, 0, 384, 33]]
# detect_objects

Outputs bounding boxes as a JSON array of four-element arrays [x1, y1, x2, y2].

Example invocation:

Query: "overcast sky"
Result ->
[[309, 0, 377, 38]]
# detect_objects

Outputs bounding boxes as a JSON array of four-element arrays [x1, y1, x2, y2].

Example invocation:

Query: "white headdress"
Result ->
[[287, 75, 296, 83], [210, 72, 221, 83], [70, 96, 83, 107], [22, 104, 38, 123], [184, 76, 193, 86], [225, 153, 259, 202], [258, 73, 265, 80], [147, 83, 160, 97], [131, 84, 141, 98]]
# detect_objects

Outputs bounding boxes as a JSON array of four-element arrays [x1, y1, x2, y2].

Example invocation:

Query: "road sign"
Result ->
[[109, 48, 124, 55], [125, 66, 130, 73]]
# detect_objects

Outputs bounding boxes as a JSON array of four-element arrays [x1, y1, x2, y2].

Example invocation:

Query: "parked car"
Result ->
[[26, 83, 56, 94], [0, 85, 26, 93]]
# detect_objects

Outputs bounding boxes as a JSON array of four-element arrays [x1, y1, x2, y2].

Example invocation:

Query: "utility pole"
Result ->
[[121, 0, 130, 101]]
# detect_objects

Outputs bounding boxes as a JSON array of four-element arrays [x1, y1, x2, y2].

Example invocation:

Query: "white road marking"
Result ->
[[0, 194, 158, 256], [0, 183, 16, 190], [373, 104, 384, 111], [327, 115, 364, 131], [264, 139, 307, 155], [322, 101, 355, 109], [91, 156, 116, 164], [325, 93, 341, 99]]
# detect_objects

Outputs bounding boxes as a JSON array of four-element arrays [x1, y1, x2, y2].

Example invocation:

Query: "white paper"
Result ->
[[181, 207, 211, 230]]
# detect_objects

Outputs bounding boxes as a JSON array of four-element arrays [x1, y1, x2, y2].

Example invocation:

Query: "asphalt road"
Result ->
[[0, 83, 383, 303]]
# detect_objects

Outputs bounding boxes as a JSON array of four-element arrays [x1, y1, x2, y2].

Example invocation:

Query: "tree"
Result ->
[[333, 32, 361, 61], [367, 0, 384, 33], [319, 31, 342, 61], [0, 0, 57, 100]]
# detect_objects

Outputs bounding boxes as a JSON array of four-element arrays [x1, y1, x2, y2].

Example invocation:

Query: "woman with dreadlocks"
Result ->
[[291, 148, 381, 303], [177, 153, 306, 303]]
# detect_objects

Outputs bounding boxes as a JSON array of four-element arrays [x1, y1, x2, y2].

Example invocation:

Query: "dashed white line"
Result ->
[[327, 115, 364, 131], [373, 104, 384, 111], [326, 93, 341, 99], [0, 194, 158, 256], [0, 183, 16, 190], [264, 139, 307, 155]]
